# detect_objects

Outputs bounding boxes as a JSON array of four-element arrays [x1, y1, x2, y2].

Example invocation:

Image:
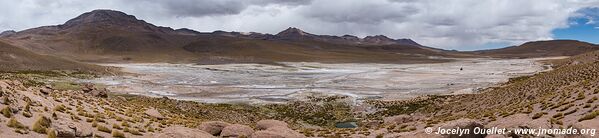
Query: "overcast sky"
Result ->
[[1, 0, 598, 50]]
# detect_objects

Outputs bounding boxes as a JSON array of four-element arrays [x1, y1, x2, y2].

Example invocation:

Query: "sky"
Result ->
[[0, 0, 598, 50]]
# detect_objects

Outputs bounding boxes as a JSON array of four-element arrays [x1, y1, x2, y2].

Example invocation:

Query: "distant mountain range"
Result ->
[[0, 9, 597, 71]]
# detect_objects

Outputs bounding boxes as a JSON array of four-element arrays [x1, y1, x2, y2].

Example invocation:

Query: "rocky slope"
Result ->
[[0, 40, 111, 72], [470, 40, 599, 58]]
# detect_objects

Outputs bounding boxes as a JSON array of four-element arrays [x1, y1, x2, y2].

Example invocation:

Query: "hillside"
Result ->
[[471, 40, 599, 58], [1, 10, 460, 64], [0, 40, 111, 72], [366, 50, 599, 137]]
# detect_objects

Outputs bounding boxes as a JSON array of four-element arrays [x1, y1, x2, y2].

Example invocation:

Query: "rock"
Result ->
[[91, 88, 108, 98], [144, 108, 165, 119], [383, 115, 412, 125], [55, 124, 76, 138], [569, 118, 599, 138], [437, 119, 486, 138], [73, 123, 93, 137], [221, 124, 254, 137], [198, 121, 231, 136], [81, 83, 94, 93], [156, 126, 216, 138], [81, 83, 108, 98], [256, 119, 288, 130], [251, 126, 306, 138], [39, 87, 52, 95]]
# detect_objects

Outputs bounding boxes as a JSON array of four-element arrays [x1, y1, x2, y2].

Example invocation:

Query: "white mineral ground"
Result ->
[[84, 57, 565, 104]]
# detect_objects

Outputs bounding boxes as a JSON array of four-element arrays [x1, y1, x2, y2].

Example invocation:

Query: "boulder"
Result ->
[[256, 119, 288, 130], [155, 126, 216, 138], [221, 124, 254, 137], [81, 83, 94, 93], [569, 118, 599, 138], [74, 123, 93, 137], [198, 121, 231, 136], [39, 87, 52, 95], [54, 124, 76, 138], [251, 126, 305, 138], [383, 115, 412, 125], [437, 119, 486, 138], [144, 108, 165, 119], [91, 88, 108, 98]]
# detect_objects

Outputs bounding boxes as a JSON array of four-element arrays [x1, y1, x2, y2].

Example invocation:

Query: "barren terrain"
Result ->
[[85, 57, 561, 104]]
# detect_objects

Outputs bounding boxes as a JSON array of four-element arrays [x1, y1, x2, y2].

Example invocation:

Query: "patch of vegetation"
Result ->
[[32, 116, 52, 134], [579, 110, 599, 122], [97, 125, 112, 133], [112, 130, 126, 138], [7, 117, 28, 130], [47, 128, 57, 138], [1, 107, 12, 118], [532, 112, 545, 119]]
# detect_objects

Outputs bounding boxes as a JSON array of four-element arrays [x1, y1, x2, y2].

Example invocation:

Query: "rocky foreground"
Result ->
[[0, 79, 315, 138]]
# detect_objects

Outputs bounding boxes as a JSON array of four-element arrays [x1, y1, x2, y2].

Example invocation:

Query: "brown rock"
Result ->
[[221, 124, 254, 137], [155, 126, 216, 138], [256, 119, 288, 130], [437, 119, 486, 138], [383, 115, 412, 125], [251, 126, 305, 138], [569, 118, 599, 138], [198, 121, 231, 136], [144, 108, 165, 119], [91, 88, 108, 98], [55, 124, 76, 138], [40, 87, 52, 95], [81, 83, 94, 93]]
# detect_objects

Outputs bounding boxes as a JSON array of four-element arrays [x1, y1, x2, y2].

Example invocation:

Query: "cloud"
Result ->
[[0, 0, 598, 50]]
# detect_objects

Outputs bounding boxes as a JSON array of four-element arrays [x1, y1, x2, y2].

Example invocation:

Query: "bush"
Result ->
[[579, 110, 599, 122], [7, 117, 28, 129], [32, 116, 52, 134], [1, 107, 12, 118], [532, 112, 544, 119], [47, 128, 57, 138], [97, 125, 112, 133], [23, 111, 32, 118], [112, 130, 126, 138], [113, 123, 122, 130], [54, 104, 66, 112]]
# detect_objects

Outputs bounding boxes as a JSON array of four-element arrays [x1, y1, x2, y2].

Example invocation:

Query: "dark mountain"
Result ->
[[0, 30, 16, 37], [1, 9, 454, 64], [471, 40, 599, 58], [60, 9, 175, 34]]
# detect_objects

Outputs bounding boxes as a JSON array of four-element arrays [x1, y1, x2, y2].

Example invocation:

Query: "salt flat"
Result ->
[[88, 58, 559, 103]]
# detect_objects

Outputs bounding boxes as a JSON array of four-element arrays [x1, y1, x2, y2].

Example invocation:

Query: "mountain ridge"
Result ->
[[1, 9, 597, 65]]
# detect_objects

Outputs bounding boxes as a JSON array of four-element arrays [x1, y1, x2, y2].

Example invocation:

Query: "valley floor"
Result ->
[[86, 57, 561, 104]]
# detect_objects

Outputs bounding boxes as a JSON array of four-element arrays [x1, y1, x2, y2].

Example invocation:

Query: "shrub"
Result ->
[[579, 110, 599, 122], [97, 125, 112, 133], [113, 123, 122, 130], [112, 130, 126, 138], [7, 117, 28, 129], [32, 116, 52, 134], [532, 112, 544, 119], [23, 111, 33, 118], [1, 107, 12, 118], [47, 128, 57, 138], [128, 128, 143, 135], [54, 104, 66, 113]]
